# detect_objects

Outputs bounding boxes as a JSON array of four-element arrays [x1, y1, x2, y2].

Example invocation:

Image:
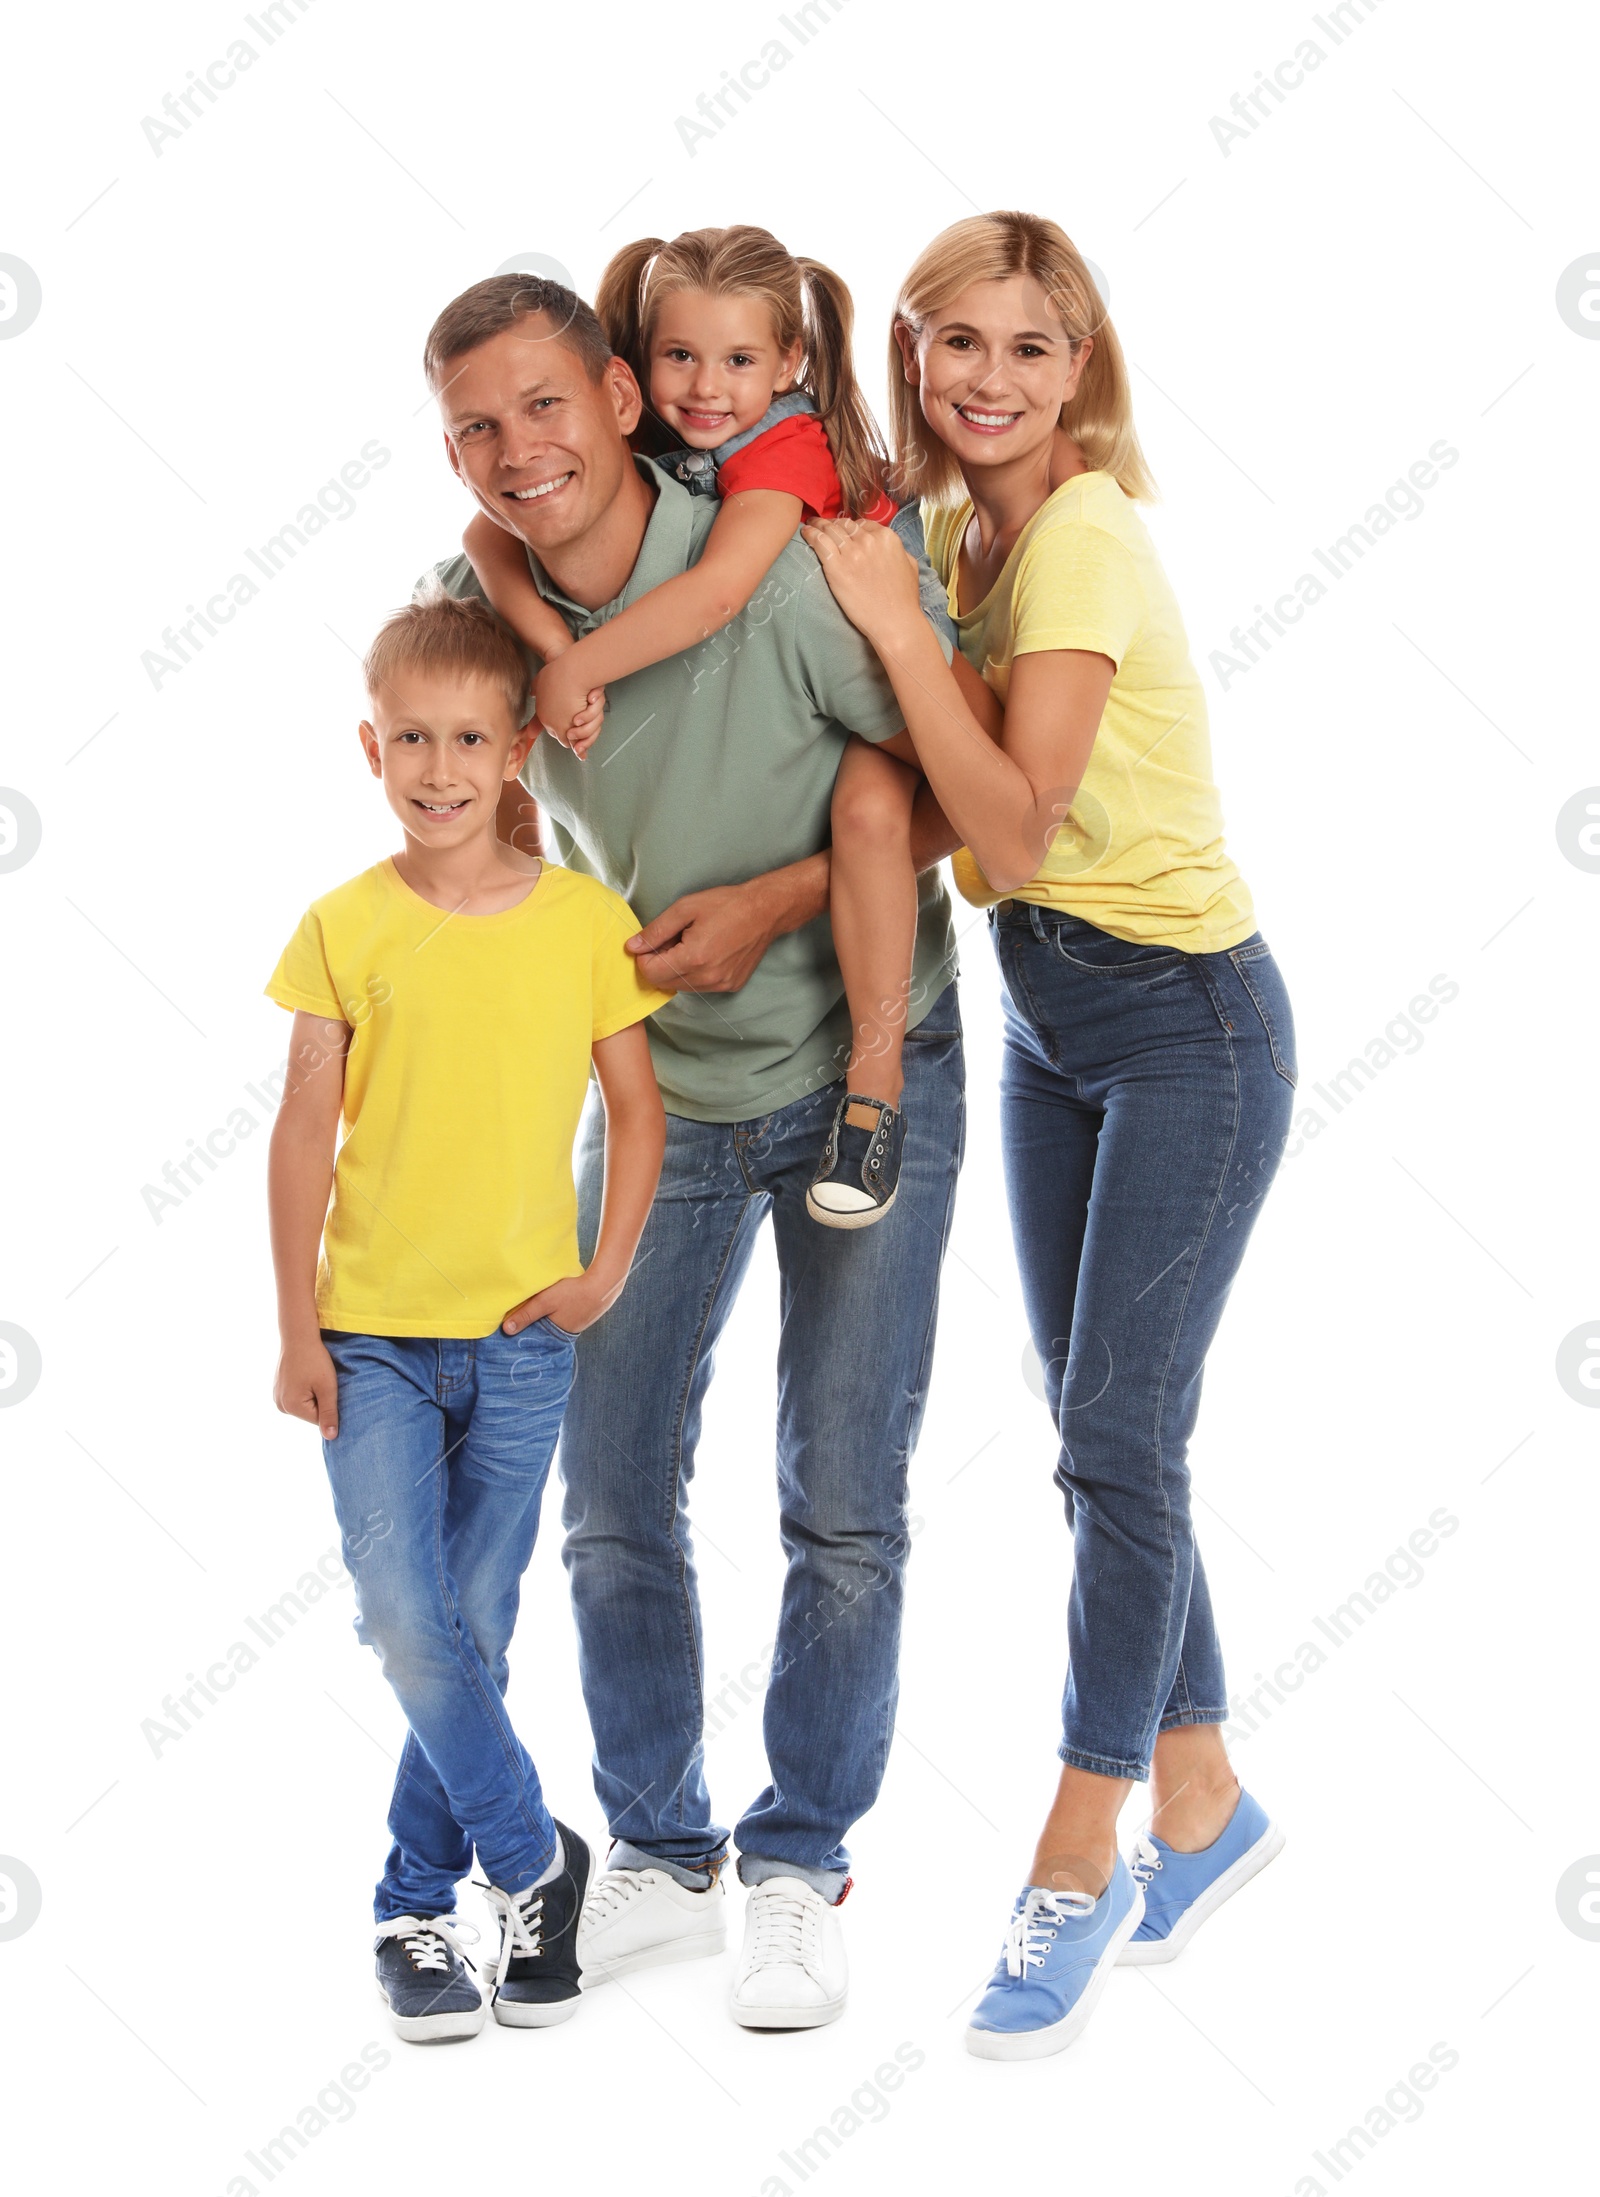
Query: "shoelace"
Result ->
[[1129, 1835, 1164, 1889], [745, 1885, 814, 1973], [1003, 1886, 1095, 1978], [374, 1914, 479, 1977], [581, 1869, 648, 1928], [480, 1882, 547, 1991]]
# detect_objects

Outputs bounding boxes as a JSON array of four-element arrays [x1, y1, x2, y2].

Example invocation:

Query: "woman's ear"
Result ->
[[891, 318, 920, 385], [1063, 334, 1094, 400]]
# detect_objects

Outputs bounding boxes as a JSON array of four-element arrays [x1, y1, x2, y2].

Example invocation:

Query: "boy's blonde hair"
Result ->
[[363, 593, 530, 720], [596, 225, 891, 521], [889, 211, 1156, 507]]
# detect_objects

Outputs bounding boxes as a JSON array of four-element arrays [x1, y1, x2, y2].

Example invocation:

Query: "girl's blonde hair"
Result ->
[[596, 225, 890, 520], [889, 211, 1155, 506]]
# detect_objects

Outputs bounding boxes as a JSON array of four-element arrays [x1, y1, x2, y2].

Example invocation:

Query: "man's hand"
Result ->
[[502, 1268, 620, 1338], [274, 1333, 340, 1440], [624, 880, 783, 995]]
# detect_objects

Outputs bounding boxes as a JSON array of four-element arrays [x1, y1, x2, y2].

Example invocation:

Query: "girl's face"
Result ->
[[647, 290, 803, 448], [899, 273, 1091, 481]]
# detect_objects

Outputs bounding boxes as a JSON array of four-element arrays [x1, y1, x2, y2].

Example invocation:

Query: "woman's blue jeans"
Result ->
[[321, 1323, 575, 1921], [991, 905, 1295, 1782]]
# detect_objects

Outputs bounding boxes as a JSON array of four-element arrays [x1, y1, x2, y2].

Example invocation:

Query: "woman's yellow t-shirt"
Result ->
[[265, 860, 670, 1339], [924, 473, 1254, 952]]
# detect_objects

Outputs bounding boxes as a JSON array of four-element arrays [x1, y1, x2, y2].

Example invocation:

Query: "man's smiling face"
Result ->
[[439, 314, 643, 557]]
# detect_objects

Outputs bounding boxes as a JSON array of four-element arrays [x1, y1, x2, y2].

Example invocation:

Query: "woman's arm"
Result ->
[[268, 1011, 351, 1438], [501, 1020, 666, 1336], [803, 519, 1112, 894], [533, 489, 804, 736], [464, 512, 578, 665]]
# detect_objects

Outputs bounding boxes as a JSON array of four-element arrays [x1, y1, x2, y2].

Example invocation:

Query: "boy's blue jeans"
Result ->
[[320, 1323, 575, 1922], [559, 987, 965, 1901]]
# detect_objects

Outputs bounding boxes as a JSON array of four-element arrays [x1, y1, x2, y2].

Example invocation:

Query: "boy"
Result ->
[[265, 595, 668, 2042]]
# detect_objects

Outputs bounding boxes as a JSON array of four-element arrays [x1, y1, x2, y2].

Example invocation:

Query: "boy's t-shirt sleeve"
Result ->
[[265, 908, 346, 1021], [589, 888, 674, 1041], [1011, 521, 1145, 668]]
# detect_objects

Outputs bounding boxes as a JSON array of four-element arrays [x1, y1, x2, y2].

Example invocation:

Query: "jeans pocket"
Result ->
[[538, 1314, 580, 1343], [1044, 915, 1186, 978], [1228, 940, 1297, 1085]]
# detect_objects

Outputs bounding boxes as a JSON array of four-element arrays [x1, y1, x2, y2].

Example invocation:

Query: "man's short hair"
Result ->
[[363, 593, 529, 720], [423, 275, 613, 393]]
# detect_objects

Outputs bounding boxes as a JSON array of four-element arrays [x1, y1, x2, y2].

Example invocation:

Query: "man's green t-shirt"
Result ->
[[423, 463, 957, 1123]]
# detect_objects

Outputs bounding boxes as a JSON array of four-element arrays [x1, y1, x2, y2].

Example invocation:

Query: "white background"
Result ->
[[1, 0, 1594, 2190]]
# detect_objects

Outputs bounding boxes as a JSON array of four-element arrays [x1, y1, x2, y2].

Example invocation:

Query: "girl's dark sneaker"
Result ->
[[373, 1915, 486, 2044], [807, 1093, 906, 1228], [480, 1821, 593, 2027]]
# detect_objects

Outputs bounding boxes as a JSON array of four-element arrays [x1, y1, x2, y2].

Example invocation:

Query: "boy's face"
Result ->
[[359, 669, 533, 852]]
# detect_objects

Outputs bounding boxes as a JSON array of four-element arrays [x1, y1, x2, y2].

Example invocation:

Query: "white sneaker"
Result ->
[[730, 1877, 848, 2029], [576, 1865, 726, 1988]]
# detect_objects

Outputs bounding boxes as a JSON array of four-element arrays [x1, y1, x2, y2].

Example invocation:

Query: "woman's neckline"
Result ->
[[952, 471, 1108, 621]]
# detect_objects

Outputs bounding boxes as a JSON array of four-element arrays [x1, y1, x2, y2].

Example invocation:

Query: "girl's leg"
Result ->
[[828, 737, 921, 1106]]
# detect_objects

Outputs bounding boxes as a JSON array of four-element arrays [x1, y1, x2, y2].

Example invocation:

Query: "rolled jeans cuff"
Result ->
[[737, 1852, 848, 1903], [608, 1838, 727, 1891]]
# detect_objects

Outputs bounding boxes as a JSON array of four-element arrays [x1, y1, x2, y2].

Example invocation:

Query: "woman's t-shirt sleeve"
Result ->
[[589, 889, 674, 1041], [265, 908, 345, 1020], [1011, 521, 1145, 667]]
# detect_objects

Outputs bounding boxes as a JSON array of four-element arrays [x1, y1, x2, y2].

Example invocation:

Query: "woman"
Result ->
[[805, 211, 1295, 2061]]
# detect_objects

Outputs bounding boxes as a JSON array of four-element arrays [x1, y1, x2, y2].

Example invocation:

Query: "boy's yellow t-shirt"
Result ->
[[265, 860, 670, 1339], [924, 473, 1255, 952]]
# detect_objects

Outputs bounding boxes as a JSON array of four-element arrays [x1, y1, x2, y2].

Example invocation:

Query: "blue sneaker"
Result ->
[[965, 1856, 1144, 2060], [1119, 1788, 1284, 1966]]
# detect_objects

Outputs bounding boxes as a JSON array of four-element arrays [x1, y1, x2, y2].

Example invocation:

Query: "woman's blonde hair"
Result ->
[[596, 225, 890, 520], [889, 211, 1155, 506]]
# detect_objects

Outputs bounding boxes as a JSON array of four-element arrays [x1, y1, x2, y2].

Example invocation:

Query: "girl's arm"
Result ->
[[500, 1020, 666, 1337], [802, 519, 1112, 894], [268, 1010, 351, 1438], [463, 511, 580, 666], [533, 489, 804, 737]]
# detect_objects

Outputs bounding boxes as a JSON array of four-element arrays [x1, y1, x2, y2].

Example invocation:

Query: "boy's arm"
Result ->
[[463, 512, 577, 665], [501, 1019, 666, 1337], [534, 489, 803, 736], [268, 1010, 351, 1438]]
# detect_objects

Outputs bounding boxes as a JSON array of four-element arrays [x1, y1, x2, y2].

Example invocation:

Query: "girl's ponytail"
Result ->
[[595, 235, 670, 449], [795, 257, 891, 520]]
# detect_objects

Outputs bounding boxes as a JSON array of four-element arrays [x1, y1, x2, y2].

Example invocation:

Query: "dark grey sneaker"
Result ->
[[807, 1092, 906, 1228], [374, 1915, 486, 2044], [481, 1821, 593, 2028]]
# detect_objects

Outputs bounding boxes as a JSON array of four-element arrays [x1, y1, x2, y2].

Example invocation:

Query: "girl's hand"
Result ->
[[535, 653, 606, 750], [800, 517, 923, 641], [274, 1334, 340, 1439], [564, 688, 607, 760]]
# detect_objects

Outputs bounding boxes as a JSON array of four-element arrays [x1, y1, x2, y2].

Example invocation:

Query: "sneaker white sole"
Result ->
[[730, 1983, 847, 2030], [1116, 1821, 1285, 1967], [490, 1992, 581, 2027], [805, 1187, 896, 1229], [580, 1926, 728, 1990], [964, 1889, 1146, 2062], [375, 1979, 486, 2044]]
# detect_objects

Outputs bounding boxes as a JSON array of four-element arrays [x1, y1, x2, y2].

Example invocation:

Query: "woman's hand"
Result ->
[[801, 517, 923, 642]]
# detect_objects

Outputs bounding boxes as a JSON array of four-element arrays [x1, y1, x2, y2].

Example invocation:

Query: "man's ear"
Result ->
[[358, 720, 383, 777], [443, 426, 463, 482], [605, 354, 645, 439], [892, 319, 920, 386]]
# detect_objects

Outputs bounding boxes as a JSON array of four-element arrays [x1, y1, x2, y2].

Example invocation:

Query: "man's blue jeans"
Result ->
[[560, 988, 965, 1900], [321, 1324, 575, 1922], [991, 906, 1295, 1781]]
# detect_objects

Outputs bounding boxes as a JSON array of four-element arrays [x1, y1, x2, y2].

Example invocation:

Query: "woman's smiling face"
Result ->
[[901, 273, 1091, 478]]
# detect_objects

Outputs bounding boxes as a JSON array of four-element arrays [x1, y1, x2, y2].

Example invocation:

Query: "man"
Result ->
[[418, 273, 967, 2028]]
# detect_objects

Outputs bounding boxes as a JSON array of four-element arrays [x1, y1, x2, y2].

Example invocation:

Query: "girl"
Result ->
[[463, 225, 939, 1229], [803, 211, 1295, 2059]]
